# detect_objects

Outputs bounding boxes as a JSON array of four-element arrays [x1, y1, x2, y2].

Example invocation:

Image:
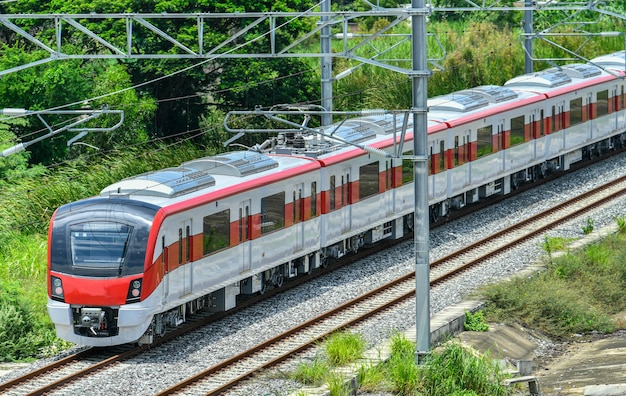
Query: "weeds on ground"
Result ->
[[481, 234, 626, 338], [324, 331, 367, 366], [582, 217, 595, 235], [464, 310, 489, 332]]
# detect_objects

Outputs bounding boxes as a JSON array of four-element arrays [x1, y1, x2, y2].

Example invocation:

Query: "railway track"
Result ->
[[2, 173, 625, 396], [154, 175, 626, 395]]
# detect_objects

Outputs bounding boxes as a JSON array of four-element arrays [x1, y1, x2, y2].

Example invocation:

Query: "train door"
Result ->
[[239, 200, 251, 273], [179, 219, 192, 296], [530, 111, 538, 161], [613, 85, 620, 130], [292, 184, 304, 252], [160, 231, 169, 304], [342, 170, 351, 234], [496, 119, 505, 171], [385, 159, 393, 216]]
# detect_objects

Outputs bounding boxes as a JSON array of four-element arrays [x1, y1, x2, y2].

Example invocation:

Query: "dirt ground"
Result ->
[[460, 321, 626, 396]]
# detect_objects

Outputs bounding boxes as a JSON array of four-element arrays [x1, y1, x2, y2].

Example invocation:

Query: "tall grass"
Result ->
[[481, 234, 626, 338], [0, 143, 210, 236], [324, 331, 367, 366], [419, 342, 510, 396]]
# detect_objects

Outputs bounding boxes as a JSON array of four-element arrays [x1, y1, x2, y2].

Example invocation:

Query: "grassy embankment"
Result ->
[[288, 220, 626, 395]]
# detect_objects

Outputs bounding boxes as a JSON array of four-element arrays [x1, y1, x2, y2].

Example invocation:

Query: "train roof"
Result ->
[[590, 51, 626, 70], [504, 63, 609, 93], [426, 84, 539, 123], [100, 152, 317, 205]]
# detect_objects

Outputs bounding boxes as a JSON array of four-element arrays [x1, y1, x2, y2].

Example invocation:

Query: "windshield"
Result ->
[[70, 222, 132, 269]]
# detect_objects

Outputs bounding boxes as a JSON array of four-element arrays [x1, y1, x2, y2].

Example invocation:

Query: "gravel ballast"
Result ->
[[2, 153, 626, 396]]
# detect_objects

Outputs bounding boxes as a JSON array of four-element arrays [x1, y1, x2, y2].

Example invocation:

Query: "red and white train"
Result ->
[[48, 51, 626, 346]]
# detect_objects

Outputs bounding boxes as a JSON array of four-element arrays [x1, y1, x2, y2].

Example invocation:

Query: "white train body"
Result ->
[[47, 52, 626, 346]]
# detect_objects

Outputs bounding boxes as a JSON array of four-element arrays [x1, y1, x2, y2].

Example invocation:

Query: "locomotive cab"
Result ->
[[47, 198, 159, 345]]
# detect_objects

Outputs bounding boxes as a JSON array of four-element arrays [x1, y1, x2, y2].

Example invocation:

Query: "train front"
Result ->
[[46, 198, 160, 346]]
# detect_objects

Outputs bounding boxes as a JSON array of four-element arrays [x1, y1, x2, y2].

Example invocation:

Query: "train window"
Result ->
[[385, 161, 393, 190], [203, 210, 230, 255], [330, 176, 336, 211], [551, 106, 556, 133], [359, 162, 379, 199], [261, 192, 285, 234], [454, 137, 459, 165], [428, 147, 433, 175], [402, 150, 414, 184], [311, 182, 317, 217], [539, 110, 544, 137], [570, 97, 583, 126], [162, 236, 167, 269], [346, 173, 351, 204], [463, 135, 469, 163], [69, 222, 132, 269], [341, 175, 346, 206], [185, 225, 191, 262], [597, 90, 609, 117], [439, 141, 445, 171], [178, 228, 183, 264], [476, 125, 492, 157], [292, 189, 302, 223], [510, 116, 525, 146]]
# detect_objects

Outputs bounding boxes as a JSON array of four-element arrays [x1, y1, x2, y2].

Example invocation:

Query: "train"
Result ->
[[47, 51, 626, 346]]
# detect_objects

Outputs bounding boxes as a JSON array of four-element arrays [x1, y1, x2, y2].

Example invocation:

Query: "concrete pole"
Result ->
[[321, 0, 332, 127], [412, 0, 431, 362]]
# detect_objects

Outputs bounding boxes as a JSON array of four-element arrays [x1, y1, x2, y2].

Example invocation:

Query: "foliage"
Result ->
[[384, 333, 420, 395], [0, 143, 209, 235], [464, 310, 489, 332], [542, 235, 574, 253], [616, 216, 626, 234], [481, 234, 626, 338], [418, 342, 510, 396], [0, 116, 41, 183], [582, 217, 595, 235], [324, 330, 367, 366], [362, 334, 509, 396], [0, 0, 320, 166], [429, 0, 520, 27], [291, 356, 329, 386], [0, 279, 67, 362]]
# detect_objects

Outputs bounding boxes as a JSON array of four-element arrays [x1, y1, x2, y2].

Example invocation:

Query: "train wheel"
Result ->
[[430, 204, 440, 222], [273, 272, 284, 288], [538, 163, 548, 179], [259, 277, 268, 294], [405, 214, 414, 232]]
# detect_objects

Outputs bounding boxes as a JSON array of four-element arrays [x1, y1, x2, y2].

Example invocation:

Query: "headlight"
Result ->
[[51, 276, 64, 302], [126, 278, 142, 303]]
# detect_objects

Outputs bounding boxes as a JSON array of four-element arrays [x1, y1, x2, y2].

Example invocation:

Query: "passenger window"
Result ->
[[402, 150, 414, 184], [359, 162, 379, 199], [476, 125, 492, 157], [510, 116, 525, 146], [261, 192, 285, 234], [570, 97, 583, 126], [330, 176, 336, 211], [597, 90, 608, 117], [203, 210, 230, 256]]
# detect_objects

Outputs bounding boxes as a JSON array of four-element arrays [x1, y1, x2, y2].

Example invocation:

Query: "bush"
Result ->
[[464, 310, 489, 332], [418, 342, 509, 396], [0, 281, 59, 362]]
